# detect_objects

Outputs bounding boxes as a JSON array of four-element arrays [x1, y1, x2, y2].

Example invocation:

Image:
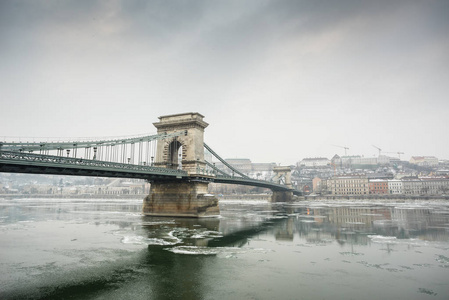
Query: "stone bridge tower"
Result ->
[[272, 166, 292, 188], [272, 166, 294, 202], [143, 113, 219, 217], [153, 113, 208, 175]]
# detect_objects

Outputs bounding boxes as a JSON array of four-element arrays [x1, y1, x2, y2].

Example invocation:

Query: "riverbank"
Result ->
[[1, 193, 447, 202], [303, 194, 449, 202], [0, 193, 273, 201], [0, 193, 145, 199], [219, 193, 271, 200]]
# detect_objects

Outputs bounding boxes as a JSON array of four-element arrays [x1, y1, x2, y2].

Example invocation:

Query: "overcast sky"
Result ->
[[1, 0, 448, 165]]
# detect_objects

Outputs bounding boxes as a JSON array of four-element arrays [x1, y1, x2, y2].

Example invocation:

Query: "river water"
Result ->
[[1, 197, 449, 300]]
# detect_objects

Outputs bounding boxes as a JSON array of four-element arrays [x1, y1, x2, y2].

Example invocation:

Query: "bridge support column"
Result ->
[[271, 190, 294, 202], [271, 166, 294, 202], [143, 181, 219, 217], [143, 112, 219, 217]]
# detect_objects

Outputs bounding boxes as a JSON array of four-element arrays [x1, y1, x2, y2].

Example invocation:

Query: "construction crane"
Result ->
[[372, 145, 382, 156], [332, 145, 349, 156]]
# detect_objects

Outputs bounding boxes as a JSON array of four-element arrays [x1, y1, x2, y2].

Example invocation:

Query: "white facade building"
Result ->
[[298, 158, 330, 167], [332, 155, 389, 167], [327, 175, 369, 195], [388, 180, 403, 194], [419, 178, 449, 195]]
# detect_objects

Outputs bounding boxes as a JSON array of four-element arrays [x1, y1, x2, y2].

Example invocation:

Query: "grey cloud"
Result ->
[[1, 0, 448, 163]]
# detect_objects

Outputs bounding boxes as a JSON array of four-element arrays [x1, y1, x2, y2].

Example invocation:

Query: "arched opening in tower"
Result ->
[[168, 140, 183, 170]]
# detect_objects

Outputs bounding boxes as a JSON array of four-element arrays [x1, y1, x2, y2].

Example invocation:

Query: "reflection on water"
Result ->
[[1, 198, 449, 299]]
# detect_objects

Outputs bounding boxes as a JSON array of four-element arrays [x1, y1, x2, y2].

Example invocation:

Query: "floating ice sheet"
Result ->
[[165, 245, 273, 256], [165, 246, 218, 255], [367, 235, 429, 246], [121, 235, 180, 246]]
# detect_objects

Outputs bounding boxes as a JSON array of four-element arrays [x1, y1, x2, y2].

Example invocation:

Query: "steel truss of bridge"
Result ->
[[0, 133, 301, 196]]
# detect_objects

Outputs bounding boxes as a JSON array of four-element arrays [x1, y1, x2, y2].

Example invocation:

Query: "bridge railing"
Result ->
[[0, 151, 187, 177], [0, 131, 186, 166], [213, 175, 294, 191], [1, 133, 300, 194]]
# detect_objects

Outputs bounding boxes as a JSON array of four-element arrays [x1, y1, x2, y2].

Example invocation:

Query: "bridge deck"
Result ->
[[213, 175, 301, 195], [0, 151, 301, 195], [0, 151, 187, 181]]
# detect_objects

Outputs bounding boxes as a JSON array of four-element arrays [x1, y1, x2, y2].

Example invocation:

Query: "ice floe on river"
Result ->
[[368, 235, 429, 246], [165, 245, 273, 256], [121, 235, 181, 246]]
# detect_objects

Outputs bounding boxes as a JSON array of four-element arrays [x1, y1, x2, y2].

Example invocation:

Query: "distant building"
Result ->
[[331, 155, 389, 167], [298, 158, 330, 167], [252, 163, 277, 172], [214, 159, 276, 180], [369, 179, 388, 194], [325, 175, 449, 196], [353, 156, 378, 166], [338, 156, 362, 167], [312, 176, 328, 194], [327, 175, 369, 195], [391, 177, 449, 196], [367, 173, 393, 180], [388, 180, 403, 194], [418, 177, 449, 195], [402, 178, 425, 195], [218, 158, 252, 174], [410, 156, 438, 167], [377, 155, 391, 165], [331, 154, 341, 166], [312, 177, 321, 192], [395, 172, 417, 179]]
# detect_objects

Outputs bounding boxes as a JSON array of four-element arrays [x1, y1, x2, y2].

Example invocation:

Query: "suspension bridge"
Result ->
[[0, 113, 301, 217]]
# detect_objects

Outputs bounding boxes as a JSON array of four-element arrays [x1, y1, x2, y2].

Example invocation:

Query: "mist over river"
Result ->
[[1, 197, 449, 299]]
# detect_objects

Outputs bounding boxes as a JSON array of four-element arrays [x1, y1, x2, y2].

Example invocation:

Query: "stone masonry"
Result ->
[[143, 113, 219, 217]]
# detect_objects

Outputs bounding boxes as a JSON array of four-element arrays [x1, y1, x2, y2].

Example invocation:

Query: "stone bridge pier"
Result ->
[[271, 166, 294, 202], [143, 113, 219, 217]]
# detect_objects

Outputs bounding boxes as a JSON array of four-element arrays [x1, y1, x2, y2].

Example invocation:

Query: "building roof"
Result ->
[[301, 157, 329, 161], [411, 156, 438, 160]]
